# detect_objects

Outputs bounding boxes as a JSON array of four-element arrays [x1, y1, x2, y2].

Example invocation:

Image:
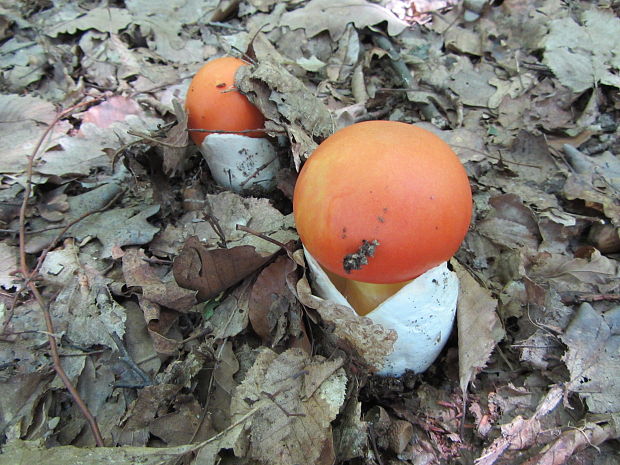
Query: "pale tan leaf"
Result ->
[[453, 260, 505, 395]]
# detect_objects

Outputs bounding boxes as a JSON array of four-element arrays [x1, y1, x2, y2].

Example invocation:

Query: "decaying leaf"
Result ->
[[563, 148, 620, 227], [0, 94, 70, 176], [227, 348, 346, 465], [38, 241, 128, 347], [249, 255, 299, 346], [0, 371, 54, 441], [173, 236, 274, 301], [279, 0, 408, 40], [452, 260, 505, 395], [81, 96, 142, 128], [562, 303, 620, 414], [333, 400, 367, 461], [151, 191, 297, 257], [528, 249, 620, 295], [235, 50, 333, 165], [477, 194, 542, 251], [46, 7, 132, 36], [210, 280, 252, 339], [543, 9, 620, 93]]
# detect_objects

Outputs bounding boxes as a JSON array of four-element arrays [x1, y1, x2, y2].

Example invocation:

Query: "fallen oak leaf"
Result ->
[[279, 0, 408, 40]]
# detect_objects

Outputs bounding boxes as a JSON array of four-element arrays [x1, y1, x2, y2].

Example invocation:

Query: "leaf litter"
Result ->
[[1, 0, 620, 464]]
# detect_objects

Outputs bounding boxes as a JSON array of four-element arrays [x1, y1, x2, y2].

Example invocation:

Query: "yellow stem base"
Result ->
[[323, 269, 411, 316]]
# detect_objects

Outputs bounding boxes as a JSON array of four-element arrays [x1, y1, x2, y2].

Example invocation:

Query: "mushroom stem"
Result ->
[[324, 269, 410, 315]]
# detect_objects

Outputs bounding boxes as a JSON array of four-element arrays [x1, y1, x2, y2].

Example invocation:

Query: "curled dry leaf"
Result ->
[[173, 236, 274, 301], [139, 296, 182, 355], [452, 260, 505, 396], [293, 250, 396, 372], [249, 254, 308, 349]]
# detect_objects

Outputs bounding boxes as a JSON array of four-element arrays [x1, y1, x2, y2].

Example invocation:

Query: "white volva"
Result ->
[[200, 133, 279, 193], [305, 249, 458, 376]]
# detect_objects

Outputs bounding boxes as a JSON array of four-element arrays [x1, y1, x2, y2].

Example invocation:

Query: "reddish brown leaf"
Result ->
[[249, 255, 310, 352], [173, 236, 273, 301]]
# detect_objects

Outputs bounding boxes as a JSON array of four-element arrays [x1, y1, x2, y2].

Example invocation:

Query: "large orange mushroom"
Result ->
[[293, 121, 472, 316]]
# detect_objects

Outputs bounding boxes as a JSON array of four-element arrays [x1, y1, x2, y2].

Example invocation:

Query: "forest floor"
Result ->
[[0, 1, 619, 464]]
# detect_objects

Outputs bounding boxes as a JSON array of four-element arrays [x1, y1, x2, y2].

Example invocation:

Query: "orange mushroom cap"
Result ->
[[185, 57, 265, 146], [293, 121, 472, 284]]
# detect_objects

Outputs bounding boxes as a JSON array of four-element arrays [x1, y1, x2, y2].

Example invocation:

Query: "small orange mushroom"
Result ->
[[185, 57, 265, 146], [293, 121, 472, 315]]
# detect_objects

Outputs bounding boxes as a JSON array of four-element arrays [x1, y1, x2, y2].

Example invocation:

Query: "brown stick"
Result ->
[[16, 98, 106, 447]]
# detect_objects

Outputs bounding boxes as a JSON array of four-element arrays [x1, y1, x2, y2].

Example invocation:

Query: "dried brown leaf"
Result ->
[[81, 96, 142, 128], [149, 397, 208, 445], [477, 194, 541, 251], [0, 371, 54, 439], [236, 50, 333, 166], [210, 284, 251, 340], [0, 243, 18, 290], [117, 384, 182, 446], [562, 303, 620, 414], [161, 100, 190, 176], [453, 260, 504, 395], [249, 255, 297, 344], [529, 249, 620, 294], [173, 236, 273, 301], [229, 347, 346, 465]]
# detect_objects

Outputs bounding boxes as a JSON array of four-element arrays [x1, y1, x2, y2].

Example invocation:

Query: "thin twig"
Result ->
[[235, 224, 293, 260], [188, 127, 284, 135], [29, 284, 104, 445], [449, 144, 543, 168], [126, 129, 188, 148], [238, 156, 279, 188], [16, 99, 106, 447], [110, 331, 153, 388]]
